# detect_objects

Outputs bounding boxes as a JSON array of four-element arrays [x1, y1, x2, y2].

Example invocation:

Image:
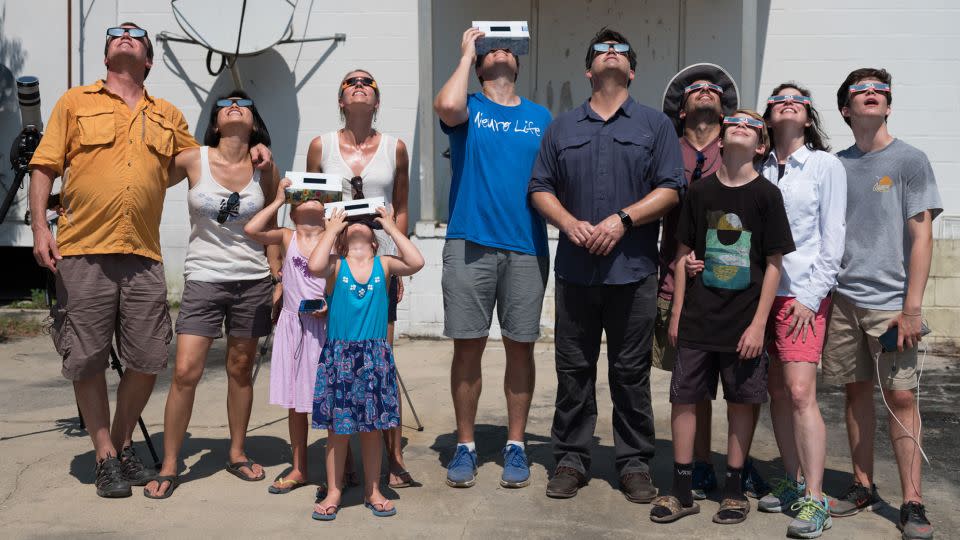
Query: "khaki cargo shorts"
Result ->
[[51, 255, 172, 380], [821, 294, 918, 391]]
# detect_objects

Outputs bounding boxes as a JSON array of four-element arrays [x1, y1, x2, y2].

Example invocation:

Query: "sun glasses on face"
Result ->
[[723, 116, 765, 130], [849, 82, 890, 94], [217, 192, 240, 224], [341, 77, 378, 92], [106, 27, 147, 39], [592, 43, 630, 55], [767, 94, 812, 106], [216, 98, 254, 108], [685, 82, 723, 95]]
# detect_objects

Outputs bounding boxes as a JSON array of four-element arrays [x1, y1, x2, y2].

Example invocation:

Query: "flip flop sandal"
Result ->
[[364, 500, 397, 518], [387, 469, 416, 489], [649, 495, 700, 523], [143, 475, 178, 500], [311, 504, 339, 521], [225, 460, 266, 482], [713, 497, 750, 524], [268, 474, 306, 494]]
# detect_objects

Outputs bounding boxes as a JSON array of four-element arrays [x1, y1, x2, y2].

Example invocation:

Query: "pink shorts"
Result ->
[[767, 296, 831, 363]]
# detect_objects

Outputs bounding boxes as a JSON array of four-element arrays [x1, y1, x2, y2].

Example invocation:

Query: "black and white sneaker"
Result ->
[[95, 457, 132, 498], [120, 446, 156, 486]]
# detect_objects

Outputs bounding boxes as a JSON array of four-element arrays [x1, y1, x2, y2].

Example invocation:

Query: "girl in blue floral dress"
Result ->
[[307, 206, 424, 520]]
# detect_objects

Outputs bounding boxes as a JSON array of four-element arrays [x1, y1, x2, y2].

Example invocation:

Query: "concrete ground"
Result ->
[[0, 333, 957, 539]]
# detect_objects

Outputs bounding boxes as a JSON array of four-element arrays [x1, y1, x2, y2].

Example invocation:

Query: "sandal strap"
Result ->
[[652, 495, 682, 514], [719, 497, 749, 512]]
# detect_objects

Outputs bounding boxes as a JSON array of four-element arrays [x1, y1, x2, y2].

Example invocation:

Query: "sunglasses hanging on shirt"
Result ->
[[217, 192, 240, 224]]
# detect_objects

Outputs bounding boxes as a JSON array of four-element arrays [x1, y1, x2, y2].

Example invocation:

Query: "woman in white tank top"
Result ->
[[145, 90, 280, 498], [306, 68, 414, 489]]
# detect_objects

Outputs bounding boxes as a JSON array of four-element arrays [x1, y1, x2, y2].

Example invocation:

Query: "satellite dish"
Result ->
[[171, 0, 294, 56], [158, 0, 345, 89]]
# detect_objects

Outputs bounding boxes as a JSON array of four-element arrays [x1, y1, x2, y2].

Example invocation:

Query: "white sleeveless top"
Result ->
[[183, 146, 270, 282], [318, 131, 399, 255]]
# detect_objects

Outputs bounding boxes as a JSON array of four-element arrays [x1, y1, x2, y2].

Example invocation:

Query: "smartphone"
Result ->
[[878, 321, 931, 352], [299, 298, 327, 313]]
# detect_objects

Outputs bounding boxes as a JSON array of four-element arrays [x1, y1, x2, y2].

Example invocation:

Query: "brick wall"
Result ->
[[923, 240, 960, 355]]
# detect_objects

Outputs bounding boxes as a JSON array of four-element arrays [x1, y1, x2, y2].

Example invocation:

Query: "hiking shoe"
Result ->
[[742, 458, 770, 498], [545, 466, 587, 499], [445, 445, 478, 488], [691, 461, 717, 500], [500, 444, 530, 488], [787, 496, 832, 538], [119, 446, 156, 486], [898, 501, 934, 540], [620, 471, 657, 503], [828, 483, 881, 517], [759, 476, 805, 513], [95, 456, 132, 498]]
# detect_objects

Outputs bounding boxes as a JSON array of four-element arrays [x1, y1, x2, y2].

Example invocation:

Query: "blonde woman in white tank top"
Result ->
[[145, 91, 280, 498], [306, 68, 414, 489]]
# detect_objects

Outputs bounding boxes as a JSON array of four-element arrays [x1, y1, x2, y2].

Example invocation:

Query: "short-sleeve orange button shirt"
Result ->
[[30, 80, 198, 262]]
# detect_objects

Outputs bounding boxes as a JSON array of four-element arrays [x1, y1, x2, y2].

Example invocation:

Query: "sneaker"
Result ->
[[898, 501, 934, 540], [828, 483, 881, 517], [500, 444, 530, 488], [742, 458, 770, 499], [787, 496, 833, 539], [94, 456, 132, 498], [119, 446, 156, 486], [545, 466, 587, 499], [691, 461, 717, 500], [445, 445, 478, 488], [759, 476, 805, 513]]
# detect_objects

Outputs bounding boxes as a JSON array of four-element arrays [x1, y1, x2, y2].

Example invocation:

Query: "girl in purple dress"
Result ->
[[245, 178, 327, 494]]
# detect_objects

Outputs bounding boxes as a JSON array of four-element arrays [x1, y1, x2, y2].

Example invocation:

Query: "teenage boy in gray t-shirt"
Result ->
[[822, 68, 941, 540]]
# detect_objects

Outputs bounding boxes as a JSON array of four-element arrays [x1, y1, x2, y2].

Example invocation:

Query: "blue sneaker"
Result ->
[[759, 476, 805, 513], [691, 461, 717, 500], [445, 445, 477, 488], [787, 495, 832, 538], [500, 444, 530, 488], [742, 458, 770, 499]]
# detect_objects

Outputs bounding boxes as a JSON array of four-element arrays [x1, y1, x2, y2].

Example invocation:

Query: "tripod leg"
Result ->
[[395, 369, 423, 431], [109, 347, 160, 464]]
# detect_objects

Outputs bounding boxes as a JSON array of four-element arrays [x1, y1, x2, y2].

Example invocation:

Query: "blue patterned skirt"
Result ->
[[311, 338, 400, 434]]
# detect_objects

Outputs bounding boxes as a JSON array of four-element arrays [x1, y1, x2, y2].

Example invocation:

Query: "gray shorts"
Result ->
[[175, 277, 273, 339], [51, 255, 172, 381], [441, 239, 548, 342]]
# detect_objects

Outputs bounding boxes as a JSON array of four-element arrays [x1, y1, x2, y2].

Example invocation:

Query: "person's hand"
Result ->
[[461, 27, 485, 61], [396, 277, 405, 303], [326, 207, 349, 233], [374, 206, 399, 235], [32, 225, 61, 272], [561, 217, 595, 248], [276, 178, 292, 202], [685, 252, 704, 277], [271, 282, 283, 324], [786, 301, 816, 343], [250, 143, 273, 171], [584, 213, 626, 255], [668, 312, 681, 347], [889, 311, 924, 352], [309, 303, 328, 319], [737, 321, 765, 360]]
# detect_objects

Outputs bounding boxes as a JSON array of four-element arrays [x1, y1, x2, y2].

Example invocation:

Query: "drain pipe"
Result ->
[[67, 0, 72, 88]]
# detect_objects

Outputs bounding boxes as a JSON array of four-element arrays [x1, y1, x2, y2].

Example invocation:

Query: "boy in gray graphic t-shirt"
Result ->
[[821, 68, 940, 540]]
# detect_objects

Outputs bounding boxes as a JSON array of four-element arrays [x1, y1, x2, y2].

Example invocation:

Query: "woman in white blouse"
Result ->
[[756, 82, 846, 536]]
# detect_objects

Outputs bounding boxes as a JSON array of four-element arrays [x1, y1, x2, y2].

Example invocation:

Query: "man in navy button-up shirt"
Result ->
[[528, 27, 683, 502]]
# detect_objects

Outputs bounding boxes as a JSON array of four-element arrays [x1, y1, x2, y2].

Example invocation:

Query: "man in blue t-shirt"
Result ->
[[434, 26, 552, 490]]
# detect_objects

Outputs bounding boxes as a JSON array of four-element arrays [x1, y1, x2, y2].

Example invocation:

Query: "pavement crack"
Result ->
[[0, 452, 54, 509]]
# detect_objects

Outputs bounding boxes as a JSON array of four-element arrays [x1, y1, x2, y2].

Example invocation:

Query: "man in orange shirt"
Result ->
[[29, 22, 271, 498]]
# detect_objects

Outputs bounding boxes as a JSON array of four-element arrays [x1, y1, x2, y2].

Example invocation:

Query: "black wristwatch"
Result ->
[[617, 210, 633, 229], [271, 274, 282, 285]]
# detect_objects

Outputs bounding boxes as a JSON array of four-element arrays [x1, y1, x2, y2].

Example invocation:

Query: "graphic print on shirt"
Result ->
[[473, 111, 543, 136], [703, 210, 751, 290], [873, 175, 893, 193]]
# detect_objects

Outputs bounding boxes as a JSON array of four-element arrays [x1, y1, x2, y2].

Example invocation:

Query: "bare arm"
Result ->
[[668, 243, 693, 346], [29, 166, 61, 271], [167, 147, 201, 189], [244, 178, 290, 246], [306, 136, 324, 173], [738, 253, 783, 359], [376, 207, 424, 277], [434, 28, 483, 127], [308, 209, 347, 277], [585, 187, 680, 256], [892, 210, 934, 351], [392, 139, 410, 235]]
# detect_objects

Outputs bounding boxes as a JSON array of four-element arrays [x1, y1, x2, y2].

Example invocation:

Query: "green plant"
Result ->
[[0, 316, 44, 342]]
